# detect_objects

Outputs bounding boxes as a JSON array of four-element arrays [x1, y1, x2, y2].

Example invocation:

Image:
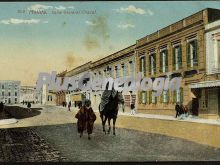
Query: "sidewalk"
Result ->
[[93, 108, 220, 126]]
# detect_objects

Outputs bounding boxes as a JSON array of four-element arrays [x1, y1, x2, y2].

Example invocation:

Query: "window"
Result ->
[[140, 55, 146, 76], [47, 95, 52, 101], [162, 91, 169, 103], [160, 49, 168, 73], [141, 91, 147, 104], [15, 92, 17, 96], [173, 45, 182, 70], [115, 65, 121, 78], [149, 53, 156, 75], [2, 92, 4, 96], [2, 85, 4, 89], [150, 91, 157, 104], [108, 67, 113, 77], [122, 63, 128, 77], [129, 61, 135, 77], [15, 98, 17, 103], [187, 39, 198, 68], [8, 92, 10, 96], [173, 88, 183, 103]]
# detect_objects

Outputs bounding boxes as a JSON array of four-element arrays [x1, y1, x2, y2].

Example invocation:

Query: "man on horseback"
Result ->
[[99, 83, 124, 135]]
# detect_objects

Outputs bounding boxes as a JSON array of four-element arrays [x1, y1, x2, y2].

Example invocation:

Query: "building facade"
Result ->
[[90, 45, 136, 111], [42, 84, 57, 105], [0, 80, 21, 104], [54, 8, 220, 118], [62, 61, 92, 107], [136, 8, 220, 117], [20, 86, 42, 104], [189, 18, 220, 118]]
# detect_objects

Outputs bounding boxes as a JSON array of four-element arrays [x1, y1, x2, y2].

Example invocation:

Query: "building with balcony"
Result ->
[[136, 8, 220, 117], [0, 80, 21, 104]]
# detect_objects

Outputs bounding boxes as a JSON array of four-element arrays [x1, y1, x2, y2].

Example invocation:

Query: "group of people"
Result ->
[[175, 103, 189, 118]]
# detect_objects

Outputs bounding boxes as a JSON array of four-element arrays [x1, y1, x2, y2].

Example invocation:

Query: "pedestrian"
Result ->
[[27, 102, 31, 112], [68, 101, 71, 111], [130, 92, 135, 115], [175, 103, 181, 118], [0, 102, 4, 113], [75, 99, 96, 140]]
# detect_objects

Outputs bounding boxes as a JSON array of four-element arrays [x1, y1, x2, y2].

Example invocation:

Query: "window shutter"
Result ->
[[145, 91, 148, 104], [160, 91, 163, 103], [187, 43, 190, 67], [173, 91, 176, 103], [179, 46, 182, 68], [160, 52, 163, 72], [172, 47, 175, 70], [139, 58, 142, 72], [144, 56, 146, 76], [167, 91, 170, 103], [149, 56, 151, 74], [154, 54, 156, 73], [194, 40, 198, 66], [138, 91, 141, 104], [165, 50, 168, 72], [180, 88, 184, 103], [149, 91, 152, 104]]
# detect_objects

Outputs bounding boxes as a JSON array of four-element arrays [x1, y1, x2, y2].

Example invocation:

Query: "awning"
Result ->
[[189, 80, 220, 89]]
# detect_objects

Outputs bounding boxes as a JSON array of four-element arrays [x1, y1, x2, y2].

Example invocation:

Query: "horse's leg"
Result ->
[[107, 118, 111, 134], [103, 115, 107, 134], [113, 117, 116, 135], [100, 114, 104, 131]]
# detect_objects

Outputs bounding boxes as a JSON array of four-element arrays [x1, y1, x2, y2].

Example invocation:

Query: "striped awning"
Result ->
[[189, 80, 220, 89]]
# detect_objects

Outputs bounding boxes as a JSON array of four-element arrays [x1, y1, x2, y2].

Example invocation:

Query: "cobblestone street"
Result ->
[[0, 128, 67, 162]]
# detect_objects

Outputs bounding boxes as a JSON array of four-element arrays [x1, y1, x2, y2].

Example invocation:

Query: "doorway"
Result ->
[[192, 98, 199, 116]]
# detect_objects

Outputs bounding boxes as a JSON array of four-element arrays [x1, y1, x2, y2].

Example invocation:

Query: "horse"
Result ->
[[99, 91, 124, 135]]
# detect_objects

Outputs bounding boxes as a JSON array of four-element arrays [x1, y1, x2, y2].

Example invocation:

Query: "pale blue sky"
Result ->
[[0, 1, 220, 85]]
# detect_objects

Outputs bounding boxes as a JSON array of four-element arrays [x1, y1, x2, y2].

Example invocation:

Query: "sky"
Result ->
[[1, 1, 220, 86]]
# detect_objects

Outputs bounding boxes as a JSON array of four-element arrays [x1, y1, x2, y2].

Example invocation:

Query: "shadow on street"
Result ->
[[4, 106, 42, 119]]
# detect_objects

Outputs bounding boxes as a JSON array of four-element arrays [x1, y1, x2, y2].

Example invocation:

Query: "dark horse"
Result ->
[[99, 91, 124, 135]]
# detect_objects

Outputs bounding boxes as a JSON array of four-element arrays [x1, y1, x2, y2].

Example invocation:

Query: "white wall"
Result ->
[[205, 20, 220, 75]]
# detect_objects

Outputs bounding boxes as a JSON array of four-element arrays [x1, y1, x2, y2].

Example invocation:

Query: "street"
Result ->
[[0, 104, 220, 161]]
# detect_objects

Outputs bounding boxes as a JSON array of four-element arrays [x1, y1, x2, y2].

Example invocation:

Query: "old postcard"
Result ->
[[0, 1, 220, 163]]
